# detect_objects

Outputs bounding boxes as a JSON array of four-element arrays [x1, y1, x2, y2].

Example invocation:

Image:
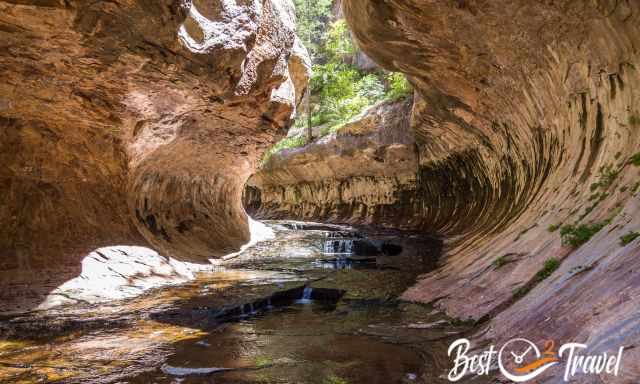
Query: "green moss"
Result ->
[[512, 258, 561, 300], [449, 317, 477, 327], [493, 255, 510, 269], [629, 113, 640, 127], [512, 286, 530, 300], [560, 221, 608, 248], [588, 165, 619, 195], [609, 205, 623, 218], [620, 232, 640, 246], [538, 258, 561, 280], [629, 152, 640, 167], [324, 375, 350, 384], [599, 167, 619, 189], [620, 186, 629, 193], [548, 223, 561, 232], [254, 356, 274, 368]]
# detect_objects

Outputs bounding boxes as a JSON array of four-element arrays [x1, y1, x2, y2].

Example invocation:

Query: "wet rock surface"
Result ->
[[0, 222, 463, 384], [340, 4, 640, 369], [3, 0, 640, 381], [246, 1, 640, 379]]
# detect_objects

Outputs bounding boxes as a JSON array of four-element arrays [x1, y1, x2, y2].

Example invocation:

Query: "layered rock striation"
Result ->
[[249, 0, 640, 370], [245, 99, 420, 228], [0, 0, 308, 301]]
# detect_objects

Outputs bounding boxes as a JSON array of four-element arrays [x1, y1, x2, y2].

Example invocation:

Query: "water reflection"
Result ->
[[0, 220, 450, 384]]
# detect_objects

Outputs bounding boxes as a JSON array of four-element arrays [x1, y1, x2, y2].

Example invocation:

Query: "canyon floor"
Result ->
[[2, 0, 640, 382], [0, 221, 471, 384]]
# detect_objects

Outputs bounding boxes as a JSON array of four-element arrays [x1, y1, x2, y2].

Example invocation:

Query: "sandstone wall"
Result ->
[[249, 0, 640, 373], [245, 99, 420, 227], [0, 0, 307, 298]]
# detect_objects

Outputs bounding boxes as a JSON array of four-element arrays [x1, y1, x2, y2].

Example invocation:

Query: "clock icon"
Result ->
[[498, 338, 559, 383]]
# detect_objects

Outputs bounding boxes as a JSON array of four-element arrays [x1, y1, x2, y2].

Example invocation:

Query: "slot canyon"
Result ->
[[1, 0, 639, 383]]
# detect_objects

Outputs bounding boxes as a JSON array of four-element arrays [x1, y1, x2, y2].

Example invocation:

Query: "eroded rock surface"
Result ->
[[245, 99, 420, 227], [249, 0, 640, 374], [0, 0, 307, 307]]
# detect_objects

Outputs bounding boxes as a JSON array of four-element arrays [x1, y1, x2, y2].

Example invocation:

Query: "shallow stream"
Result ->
[[0, 221, 473, 384]]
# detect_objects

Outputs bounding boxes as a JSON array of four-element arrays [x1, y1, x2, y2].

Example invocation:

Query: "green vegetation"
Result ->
[[323, 375, 350, 384], [494, 254, 521, 269], [591, 165, 619, 191], [629, 152, 640, 167], [629, 113, 640, 127], [512, 258, 560, 299], [449, 317, 477, 327], [308, 62, 382, 129], [262, 3, 414, 165], [538, 258, 561, 280], [578, 164, 622, 220], [493, 255, 510, 269], [385, 72, 414, 101], [292, 0, 333, 56], [254, 356, 274, 368], [548, 223, 561, 232], [323, 19, 355, 60], [562, 201, 624, 247], [560, 221, 608, 248], [620, 231, 640, 246], [302, 20, 412, 132], [261, 136, 307, 165], [512, 286, 529, 300]]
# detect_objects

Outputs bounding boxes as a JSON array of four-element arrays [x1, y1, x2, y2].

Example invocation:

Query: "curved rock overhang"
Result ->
[[0, 0, 309, 281], [341, 0, 640, 349], [246, 0, 640, 356], [244, 99, 420, 227]]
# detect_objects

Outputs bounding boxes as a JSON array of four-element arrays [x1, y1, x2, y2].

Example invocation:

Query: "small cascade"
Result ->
[[325, 231, 361, 239], [302, 287, 313, 300], [323, 239, 354, 255], [297, 286, 313, 304]]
